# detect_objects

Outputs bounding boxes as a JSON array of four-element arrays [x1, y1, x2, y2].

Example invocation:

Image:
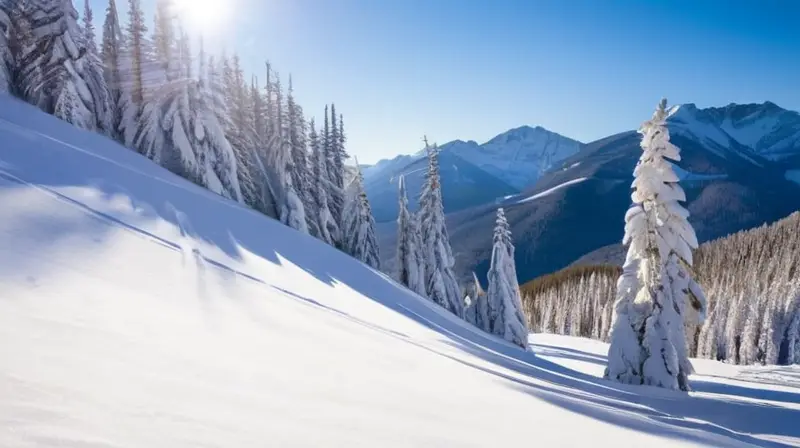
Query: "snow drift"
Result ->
[[1, 95, 799, 447]]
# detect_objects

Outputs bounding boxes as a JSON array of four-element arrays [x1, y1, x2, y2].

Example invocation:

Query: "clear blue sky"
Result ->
[[91, 0, 800, 164]]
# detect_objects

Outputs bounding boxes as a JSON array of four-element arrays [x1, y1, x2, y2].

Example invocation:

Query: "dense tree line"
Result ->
[[0, 0, 380, 264], [522, 211, 800, 367]]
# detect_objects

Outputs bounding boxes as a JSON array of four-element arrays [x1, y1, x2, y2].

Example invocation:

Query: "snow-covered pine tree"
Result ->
[[395, 175, 426, 296], [605, 98, 703, 391], [286, 76, 319, 237], [0, 0, 11, 92], [218, 53, 272, 215], [308, 118, 337, 245], [80, 0, 113, 135], [16, 0, 109, 131], [152, 0, 178, 82], [116, 0, 149, 146], [485, 208, 528, 347], [135, 79, 242, 201], [261, 76, 308, 234], [81, 0, 96, 53], [2, 0, 35, 97], [323, 105, 345, 244], [125, 0, 146, 105], [341, 167, 380, 269], [177, 26, 191, 80], [419, 138, 463, 317], [101, 0, 125, 142]]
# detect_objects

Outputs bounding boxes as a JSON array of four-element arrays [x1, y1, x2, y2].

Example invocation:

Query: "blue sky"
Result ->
[[91, 0, 800, 164]]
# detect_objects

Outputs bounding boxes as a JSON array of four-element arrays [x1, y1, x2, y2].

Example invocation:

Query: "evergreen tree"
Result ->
[[605, 99, 704, 391], [308, 119, 337, 245], [486, 208, 529, 348], [101, 0, 125, 141], [265, 77, 308, 234], [125, 0, 146, 107], [419, 138, 463, 317], [18, 0, 107, 131], [152, 0, 177, 82], [286, 76, 319, 237], [323, 105, 345, 242], [0, 0, 12, 92], [135, 79, 242, 201], [342, 167, 380, 269], [80, 0, 112, 135], [395, 175, 426, 296]]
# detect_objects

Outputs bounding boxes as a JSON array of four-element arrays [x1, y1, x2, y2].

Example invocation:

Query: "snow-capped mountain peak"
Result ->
[[667, 101, 800, 161]]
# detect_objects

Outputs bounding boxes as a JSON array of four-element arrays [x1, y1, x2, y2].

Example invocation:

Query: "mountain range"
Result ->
[[373, 101, 800, 286], [363, 126, 582, 222]]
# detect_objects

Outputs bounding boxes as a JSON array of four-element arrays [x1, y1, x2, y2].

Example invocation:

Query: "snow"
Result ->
[[1, 95, 799, 447], [786, 169, 800, 185], [517, 177, 588, 203], [720, 115, 780, 148]]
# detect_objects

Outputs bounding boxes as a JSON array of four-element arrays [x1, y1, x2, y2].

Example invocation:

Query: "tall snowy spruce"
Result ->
[[485, 208, 528, 348], [272, 82, 309, 234], [0, 0, 11, 92], [308, 118, 337, 245], [101, 0, 125, 142], [16, 0, 108, 131], [135, 79, 242, 202], [419, 139, 464, 317], [323, 105, 345, 245], [286, 76, 320, 238], [605, 98, 705, 391], [395, 175, 426, 296], [342, 167, 380, 269], [80, 0, 113, 135]]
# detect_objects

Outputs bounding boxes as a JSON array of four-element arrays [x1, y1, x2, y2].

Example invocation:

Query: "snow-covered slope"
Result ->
[[668, 101, 800, 162], [1, 95, 799, 447]]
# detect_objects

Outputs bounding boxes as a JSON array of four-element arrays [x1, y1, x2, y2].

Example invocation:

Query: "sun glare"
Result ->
[[172, 0, 232, 34]]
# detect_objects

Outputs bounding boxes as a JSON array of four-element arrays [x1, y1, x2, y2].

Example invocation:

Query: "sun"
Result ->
[[172, 0, 232, 35]]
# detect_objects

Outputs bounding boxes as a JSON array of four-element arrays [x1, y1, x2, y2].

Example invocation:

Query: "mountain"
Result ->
[[1, 95, 796, 447], [364, 140, 518, 222], [364, 126, 583, 222], [453, 125, 584, 189], [380, 101, 800, 286]]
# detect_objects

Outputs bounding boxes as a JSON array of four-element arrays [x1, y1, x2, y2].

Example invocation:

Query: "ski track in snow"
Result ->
[[1, 95, 800, 447]]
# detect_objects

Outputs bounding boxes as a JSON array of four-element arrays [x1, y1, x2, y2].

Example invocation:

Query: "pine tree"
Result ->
[[605, 98, 703, 391], [485, 208, 529, 348], [125, 0, 146, 107], [0, 0, 12, 92], [152, 0, 177, 82], [419, 138, 463, 317], [135, 79, 242, 201], [18, 0, 107, 131], [177, 27, 191, 79], [323, 105, 345, 242], [82, 0, 96, 52], [308, 119, 337, 245], [101, 0, 125, 141], [286, 76, 319, 237], [342, 167, 380, 269], [395, 175, 426, 296], [269, 77, 308, 234], [80, 0, 112, 135]]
